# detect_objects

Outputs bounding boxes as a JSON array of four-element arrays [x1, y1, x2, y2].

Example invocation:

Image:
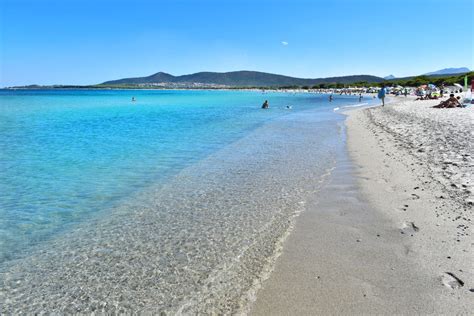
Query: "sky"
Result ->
[[0, 0, 473, 86]]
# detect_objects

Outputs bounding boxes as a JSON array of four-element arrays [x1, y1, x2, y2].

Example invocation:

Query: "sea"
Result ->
[[0, 89, 374, 313]]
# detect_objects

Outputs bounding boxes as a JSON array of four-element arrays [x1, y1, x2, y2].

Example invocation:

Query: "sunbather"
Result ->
[[432, 94, 461, 108]]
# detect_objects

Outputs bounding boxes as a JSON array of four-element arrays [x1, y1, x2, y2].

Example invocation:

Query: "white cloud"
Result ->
[[281, 41, 288, 46]]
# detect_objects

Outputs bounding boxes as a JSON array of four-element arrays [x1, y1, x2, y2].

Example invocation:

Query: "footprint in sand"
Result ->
[[441, 272, 464, 289], [400, 221, 419, 234]]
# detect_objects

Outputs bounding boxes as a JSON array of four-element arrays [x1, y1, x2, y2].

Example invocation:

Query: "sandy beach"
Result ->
[[251, 96, 473, 314]]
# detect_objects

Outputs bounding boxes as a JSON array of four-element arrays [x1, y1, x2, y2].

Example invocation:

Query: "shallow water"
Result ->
[[0, 90, 372, 312]]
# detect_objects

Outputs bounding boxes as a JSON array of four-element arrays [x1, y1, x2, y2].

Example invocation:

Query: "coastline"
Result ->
[[251, 96, 473, 313], [0, 102, 342, 313], [2, 91, 472, 313]]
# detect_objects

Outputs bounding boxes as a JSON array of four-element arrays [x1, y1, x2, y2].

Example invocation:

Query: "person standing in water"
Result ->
[[358, 93, 363, 102], [261, 100, 269, 109], [329, 94, 333, 102], [378, 85, 386, 106]]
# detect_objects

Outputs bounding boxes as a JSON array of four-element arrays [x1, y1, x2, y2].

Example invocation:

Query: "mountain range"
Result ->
[[423, 67, 470, 76], [102, 68, 470, 88], [383, 68, 470, 80], [6, 68, 471, 89], [101, 71, 385, 87]]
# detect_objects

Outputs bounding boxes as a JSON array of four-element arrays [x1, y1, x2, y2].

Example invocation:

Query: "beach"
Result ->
[[1, 91, 473, 313], [0, 90, 357, 313], [251, 96, 473, 314], [2, 0, 472, 312]]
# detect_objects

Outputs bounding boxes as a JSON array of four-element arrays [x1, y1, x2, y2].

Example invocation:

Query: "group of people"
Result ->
[[415, 94, 439, 101], [432, 94, 462, 108], [260, 90, 465, 110]]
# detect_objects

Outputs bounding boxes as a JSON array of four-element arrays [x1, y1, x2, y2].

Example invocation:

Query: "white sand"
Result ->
[[250, 96, 473, 314]]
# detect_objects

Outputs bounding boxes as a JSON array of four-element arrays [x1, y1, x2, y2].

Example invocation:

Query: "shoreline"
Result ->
[[1, 104, 342, 313], [251, 96, 473, 313], [2, 93, 471, 313]]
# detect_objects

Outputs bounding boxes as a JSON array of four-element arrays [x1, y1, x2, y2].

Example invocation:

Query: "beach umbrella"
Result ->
[[454, 83, 463, 89]]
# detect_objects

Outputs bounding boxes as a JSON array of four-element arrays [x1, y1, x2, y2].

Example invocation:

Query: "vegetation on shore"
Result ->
[[310, 72, 473, 89], [385, 71, 473, 87]]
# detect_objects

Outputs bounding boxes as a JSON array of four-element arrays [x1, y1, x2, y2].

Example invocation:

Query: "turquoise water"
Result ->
[[0, 89, 372, 312]]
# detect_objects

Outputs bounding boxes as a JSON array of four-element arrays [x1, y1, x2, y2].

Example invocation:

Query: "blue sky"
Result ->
[[1, 0, 473, 86]]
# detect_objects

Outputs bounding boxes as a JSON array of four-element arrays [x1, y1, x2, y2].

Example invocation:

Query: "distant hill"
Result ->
[[384, 74, 396, 80], [102, 71, 385, 87], [424, 67, 470, 76], [103, 72, 176, 85]]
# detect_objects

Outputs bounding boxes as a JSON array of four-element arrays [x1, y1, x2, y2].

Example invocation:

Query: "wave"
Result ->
[[341, 102, 369, 109]]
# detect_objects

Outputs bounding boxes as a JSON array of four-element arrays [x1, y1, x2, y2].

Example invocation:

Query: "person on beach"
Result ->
[[404, 88, 408, 97], [378, 86, 386, 106], [432, 94, 461, 108], [261, 100, 269, 109], [359, 93, 363, 102]]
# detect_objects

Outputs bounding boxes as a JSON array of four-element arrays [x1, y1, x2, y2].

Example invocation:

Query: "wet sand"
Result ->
[[251, 97, 473, 314]]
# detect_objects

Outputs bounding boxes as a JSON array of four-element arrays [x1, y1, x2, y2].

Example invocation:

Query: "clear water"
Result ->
[[0, 89, 372, 312]]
